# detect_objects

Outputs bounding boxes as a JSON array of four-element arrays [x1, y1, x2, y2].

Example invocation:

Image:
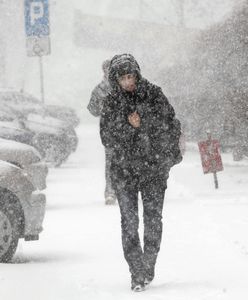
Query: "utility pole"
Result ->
[[38, 53, 45, 104]]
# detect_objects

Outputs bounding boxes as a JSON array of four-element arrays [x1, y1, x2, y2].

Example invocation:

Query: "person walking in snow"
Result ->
[[100, 54, 182, 292], [87, 59, 117, 205]]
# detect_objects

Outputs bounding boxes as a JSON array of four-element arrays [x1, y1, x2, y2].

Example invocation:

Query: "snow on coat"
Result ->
[[100, 54, 182, 179]]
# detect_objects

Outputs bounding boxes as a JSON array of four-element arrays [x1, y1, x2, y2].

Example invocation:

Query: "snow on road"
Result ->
[[1, 119, 248, 300]]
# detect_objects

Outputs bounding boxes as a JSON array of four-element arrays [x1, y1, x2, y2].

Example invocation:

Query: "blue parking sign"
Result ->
[[25, 0, 50, 37]]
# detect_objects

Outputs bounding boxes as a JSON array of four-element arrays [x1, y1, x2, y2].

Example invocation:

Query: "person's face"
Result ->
[[117, 73, 136, 92]]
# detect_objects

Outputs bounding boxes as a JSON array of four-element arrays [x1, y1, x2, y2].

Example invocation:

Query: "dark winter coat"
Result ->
[[87, 79, 111, 117], [100, 55, 182, 182]]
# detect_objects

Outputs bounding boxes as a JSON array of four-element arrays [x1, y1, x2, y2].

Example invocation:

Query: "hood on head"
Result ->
[[102, 59, 111, 76], [108, 54, 141, 90]]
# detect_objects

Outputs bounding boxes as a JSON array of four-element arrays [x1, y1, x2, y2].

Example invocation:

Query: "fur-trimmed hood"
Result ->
[[108, 54, 142, 91]]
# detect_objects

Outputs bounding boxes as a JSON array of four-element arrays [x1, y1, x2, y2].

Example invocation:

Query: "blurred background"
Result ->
[[0, 0, 247, 156]]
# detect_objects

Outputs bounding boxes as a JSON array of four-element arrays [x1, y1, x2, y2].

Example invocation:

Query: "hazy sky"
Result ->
[[71, 0, 238, 29], [0, 0, 241, 102]]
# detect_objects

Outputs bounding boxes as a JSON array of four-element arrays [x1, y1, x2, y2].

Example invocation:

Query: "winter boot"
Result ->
[[144, 268, 155, 286], [131, 283, 145, 292], [131, 274, 145, 292], [144, 277, 152, 286]]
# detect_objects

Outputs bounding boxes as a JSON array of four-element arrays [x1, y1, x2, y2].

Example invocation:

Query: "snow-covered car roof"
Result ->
[[46, 104, 76, 115], [0, 89, 40, 103], [0, 122, 30, 137], [0, 91, 43, 115], [0, 138, 41, 166], [45, 105, 80, 127], [0, 111, 16, 122], [0, 120, 32, 136], [0, 108, 65, 138], [0, 159, 20, 173], [0, 120, 22, 130], [27, 113, 70, 129], [0, 126, 30, 137], [0, 90, 79, 127], [24, 115, 64, 135], [28, 114, 64, 127], [0, 120, 34, 145]]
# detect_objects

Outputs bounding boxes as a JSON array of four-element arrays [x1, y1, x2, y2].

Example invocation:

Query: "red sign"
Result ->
[[198, 139, 224, 174]]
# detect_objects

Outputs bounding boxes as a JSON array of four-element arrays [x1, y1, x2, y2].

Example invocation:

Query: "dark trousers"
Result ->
[[112, 164, 168, 282], [104, 148, 116, 199]]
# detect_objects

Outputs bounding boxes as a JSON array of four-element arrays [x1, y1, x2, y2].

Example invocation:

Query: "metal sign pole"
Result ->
[[207, 131, 219, 189], [213, 172, 218, 189], [39, 55, 45, 104]]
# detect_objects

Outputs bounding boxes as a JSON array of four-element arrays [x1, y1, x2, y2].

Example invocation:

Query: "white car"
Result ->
[[0, 138, 48, 190], [0, 160, 46, 263], [42, 104, 80, 128], [0, 89, 80, 128], [0, 120, 35, 147], [0, 90, 79, 166]]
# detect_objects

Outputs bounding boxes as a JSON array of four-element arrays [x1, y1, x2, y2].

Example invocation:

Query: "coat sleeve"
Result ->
[[100, 97, 136, 150], [152, 88, 183, 167]]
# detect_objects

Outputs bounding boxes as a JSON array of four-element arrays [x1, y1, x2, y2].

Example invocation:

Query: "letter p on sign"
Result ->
[[30, 2, 44, 26], [25, 0, 49, 37]]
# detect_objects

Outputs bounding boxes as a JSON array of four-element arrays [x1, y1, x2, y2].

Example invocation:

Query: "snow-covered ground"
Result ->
[[1, 119, 248, 300]]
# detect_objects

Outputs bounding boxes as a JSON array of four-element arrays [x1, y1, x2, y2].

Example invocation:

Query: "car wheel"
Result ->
[[0, 206, 19, 263]]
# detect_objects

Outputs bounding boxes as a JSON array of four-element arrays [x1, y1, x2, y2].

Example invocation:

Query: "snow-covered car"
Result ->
[[0, 90, 79, 165], [43, 104, 80, 128], [25, 113, 78, 165], [0, 105, 18, 122], [0, 89, 80, 128], [0, 160, 46, 263], [0, 138, 48, 190], [0, 89, 43, 117], [0, 120, 35, 147], [26, 113, 78, 152], [0, 118, 73, 167]]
